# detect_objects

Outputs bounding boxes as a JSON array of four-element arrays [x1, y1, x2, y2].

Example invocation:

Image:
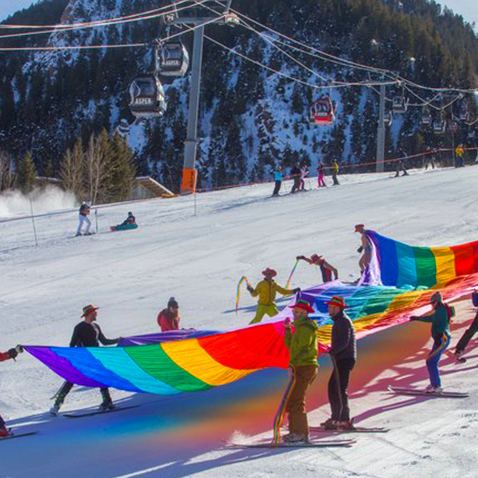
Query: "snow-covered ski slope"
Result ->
[[2, 166, 478, 478]]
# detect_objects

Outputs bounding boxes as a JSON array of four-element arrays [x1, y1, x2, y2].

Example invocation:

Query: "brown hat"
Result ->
[[262, 268, 277, 278]]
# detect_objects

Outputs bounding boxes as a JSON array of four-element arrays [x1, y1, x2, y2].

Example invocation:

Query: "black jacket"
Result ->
[[70, 321, 119, 347], [329, 312, 357, 361]]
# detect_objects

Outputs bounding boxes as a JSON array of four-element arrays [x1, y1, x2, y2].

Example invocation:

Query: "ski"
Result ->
[[310, 426, 389, 434], [387, 385, 468, 398], [226, 439, 355, 449], [64, 405, 139, 418], [0, 431, 37, 441]]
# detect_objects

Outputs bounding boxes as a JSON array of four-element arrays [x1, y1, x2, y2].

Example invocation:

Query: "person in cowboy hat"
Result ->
[[247, 268, 300, 325], [282, 298, 318, 443], [50, 305, 121, 416], [355, 224, 372, 274], [410, 291, 453, 393], [322, 296, 357, 431], [296, 254, 338, 283]]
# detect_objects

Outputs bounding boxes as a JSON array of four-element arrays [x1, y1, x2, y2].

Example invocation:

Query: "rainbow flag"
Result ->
[[25, 233, 478, 395], [366, 230, 478, 289]]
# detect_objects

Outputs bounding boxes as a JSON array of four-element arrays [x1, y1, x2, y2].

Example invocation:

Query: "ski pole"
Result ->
[[286, 259, 300, 288]]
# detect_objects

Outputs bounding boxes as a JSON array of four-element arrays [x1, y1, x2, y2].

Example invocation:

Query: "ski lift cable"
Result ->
[[205, 34, 395, 91], [0, 0, 195, 30], [221, 4, 478, 96], [0, 16, 225, 52], [0, 0, 209, 41]]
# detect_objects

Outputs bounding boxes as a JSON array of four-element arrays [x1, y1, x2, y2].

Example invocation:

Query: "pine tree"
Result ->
[[16, 151, 37, 193]]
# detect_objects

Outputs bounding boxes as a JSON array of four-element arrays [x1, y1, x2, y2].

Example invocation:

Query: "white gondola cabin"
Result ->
[[129, 75, 167, 118], [432, 118, 447, 135], [310, 97, 335, 126], [158, 42, 189, 77], [384, 111, 393, 126]]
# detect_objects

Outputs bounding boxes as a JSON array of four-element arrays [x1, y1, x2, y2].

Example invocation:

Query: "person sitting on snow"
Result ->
[[247, 268, 300, 325], [121, 212, 136, 226], [296, 254, 338, 283], [157, 297, 181, 332], [0, 345, 24, 437]]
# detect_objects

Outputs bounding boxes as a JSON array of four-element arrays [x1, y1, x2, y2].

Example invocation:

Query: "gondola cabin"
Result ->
[[432, 118, 447, 135], [310, 97, 335, 126], [421, 113, 432, 127], [159, 42, 189, 77], [116, 118, 130, 137], [129, 76, 167, 118], [392, 96, 408, 114], [459, 110, 470, 122]]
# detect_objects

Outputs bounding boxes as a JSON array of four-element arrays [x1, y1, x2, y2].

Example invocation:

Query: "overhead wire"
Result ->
[[0, 0, 192, 29]]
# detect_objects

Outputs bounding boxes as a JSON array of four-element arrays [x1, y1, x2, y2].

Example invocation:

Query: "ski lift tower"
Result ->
[[166, 1, 238, 195]]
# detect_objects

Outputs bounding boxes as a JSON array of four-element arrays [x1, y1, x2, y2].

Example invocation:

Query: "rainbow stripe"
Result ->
[[367, 230, 478, 288]]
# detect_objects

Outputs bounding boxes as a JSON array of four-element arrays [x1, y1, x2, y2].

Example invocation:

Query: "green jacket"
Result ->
[[284, 317, 319, 367], [416, 303, 451, 339]]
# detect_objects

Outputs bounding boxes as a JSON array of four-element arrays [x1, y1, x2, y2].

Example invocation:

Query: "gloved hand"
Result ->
[[409, 316, 419, 321], [247, 285, 254, 293], [296, 256, 305, 261], [293, 288, 301, 294], [284, 317, 291, 329], [15, 345, 24, 354], [357, 246, 364, 253], [7, 348, 18, 359]]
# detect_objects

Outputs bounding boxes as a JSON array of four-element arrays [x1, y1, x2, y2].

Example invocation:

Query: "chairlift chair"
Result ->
[[459, 110, 470, 122], [158, 42, 189, 77], [432, 118, 447, 135], [128, 75, 167, 118], [421, 112, 432, 127], [310, 97, 335, 126], [392, 96, 408, 114]]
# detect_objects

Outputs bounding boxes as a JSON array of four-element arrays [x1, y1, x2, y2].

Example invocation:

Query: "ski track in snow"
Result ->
[[1, 166, 478, 478]]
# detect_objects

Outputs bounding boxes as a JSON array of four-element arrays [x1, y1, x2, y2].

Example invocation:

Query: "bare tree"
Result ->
[[0, 149, 14, 192], [59, 138, 84, 198]]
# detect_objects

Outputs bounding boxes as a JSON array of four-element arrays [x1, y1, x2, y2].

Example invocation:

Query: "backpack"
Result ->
[[444, 303, 455, 323]]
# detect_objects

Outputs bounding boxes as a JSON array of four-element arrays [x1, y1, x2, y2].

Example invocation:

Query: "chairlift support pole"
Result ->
[[170, 4, 234, 195], [376, 83, 386, 173]]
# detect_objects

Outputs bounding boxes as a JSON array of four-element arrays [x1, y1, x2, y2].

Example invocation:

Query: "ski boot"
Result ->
[[98, 401, 116, 412], [337, 419, 356, 431], [321, 418, 338, 430], [282, 433, 308, 444], [425, 385, 443, 394], [49, 404, 61, 416]]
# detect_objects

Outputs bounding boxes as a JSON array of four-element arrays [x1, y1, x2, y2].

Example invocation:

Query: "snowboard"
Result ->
[[387, 385, 468, 398], [64, 405, 139, 418], [110, 224, 138, 232]]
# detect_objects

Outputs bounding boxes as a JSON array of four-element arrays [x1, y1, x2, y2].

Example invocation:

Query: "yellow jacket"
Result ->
[[250, 279, 294, 306], [455, 146, 464, 156]]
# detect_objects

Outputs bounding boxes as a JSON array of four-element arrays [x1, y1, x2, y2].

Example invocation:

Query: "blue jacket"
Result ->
[[274, 170, 283, 181]]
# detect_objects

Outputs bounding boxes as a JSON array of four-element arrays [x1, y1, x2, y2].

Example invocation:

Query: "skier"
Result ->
[[296, 254, 338, 283], [272, 166, 283, 197], [394, 157, 409, 177], [76, 202, 92, 236], [322, 296, 356, 431], [409, 291, 453, 393], [157, 297, 181, 332], [424, 147, 436, 170], [299, 162, 309, 191], [0, 346, 23, 437], [50, 305, 121, 416], [121, 212, 136, 226], [355, 224, 372, 274], [454, 290, 478, 360], [332, 159, 340, 185], [247, 268, 300, 325], [317, 163, 327, 188], [290, 163, 301, 194], [282, 299, 318, 443], [455, 144, 465, 168]]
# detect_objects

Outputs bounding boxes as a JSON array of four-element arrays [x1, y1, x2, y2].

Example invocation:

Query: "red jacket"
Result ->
[[157, 309, 180, 332], [0, 351, 12, 362]]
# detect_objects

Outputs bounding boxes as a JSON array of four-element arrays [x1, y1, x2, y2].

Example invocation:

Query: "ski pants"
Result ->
[[55, 381, 112, 407], [328, 357, 355, 422], [272, 180, 282, 196], [291, 177, 301, 193], [332, 173, 340, 185], [426, 334, 451, 388], [286, 365, 318, 438], [249, 304, 279, 325], [456, 312, 478, 354], [77, 214, 91, 235], [318, 174, 326, 187]]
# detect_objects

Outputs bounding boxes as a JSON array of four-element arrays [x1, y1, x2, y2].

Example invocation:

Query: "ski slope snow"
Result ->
[[1, 167, 478, 478]]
